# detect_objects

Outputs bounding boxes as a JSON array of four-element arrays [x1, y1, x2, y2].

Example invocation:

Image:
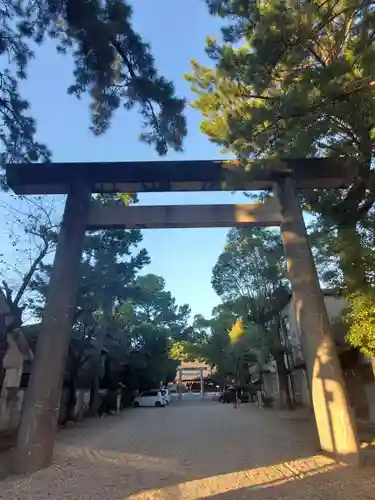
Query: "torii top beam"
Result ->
[[6, 158, 354, 195]]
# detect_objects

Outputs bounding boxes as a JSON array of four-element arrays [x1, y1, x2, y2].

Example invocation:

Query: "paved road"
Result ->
[[0, 402, 374, 499]]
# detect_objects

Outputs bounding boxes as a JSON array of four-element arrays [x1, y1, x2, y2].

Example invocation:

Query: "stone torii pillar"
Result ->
[[274, 176, 359, 465], [12, 183, 91, 474]]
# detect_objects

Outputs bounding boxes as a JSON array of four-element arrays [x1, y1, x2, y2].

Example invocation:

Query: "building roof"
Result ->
[[178, 361, 210, 370]]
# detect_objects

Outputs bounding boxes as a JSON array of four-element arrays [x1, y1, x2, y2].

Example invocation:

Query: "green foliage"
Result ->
[[211, 227, 288, 321], [201, 223, 295, 405], [118, 273, 190, 389], [1, 0, 186, 187], [189, 1, 374, 168], [188, 0, 375, 294], [31, 225, 149, 315], [129, 274, 191, 333], [0, 71, 51, 187], [197, 226, 291, 387], [307, 219, 344, 289], [193, 304, 258, 386], [58, 0, 187, 151], [307, 214, 375, 291], [169, 340, 197, 362], [344, 290, 375, 357], [30, 203, 189, 396]]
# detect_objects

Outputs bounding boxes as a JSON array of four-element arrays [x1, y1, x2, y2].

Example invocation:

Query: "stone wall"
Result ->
[[343, 366, 370, 420], [262, 372, 279, 398], [0, 388, 91, 432], [58, 389, 91, 424], [290, 369, 311, 407], [0, 388, 25, 431]]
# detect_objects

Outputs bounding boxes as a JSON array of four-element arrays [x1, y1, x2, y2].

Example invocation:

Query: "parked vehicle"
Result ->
[[219, 387, 237, 403], [133, 390, 166, 408]]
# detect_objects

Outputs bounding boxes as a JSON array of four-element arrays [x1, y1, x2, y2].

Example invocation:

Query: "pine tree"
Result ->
[[187, 0, 375, 292], [1, 0, 187, 187]]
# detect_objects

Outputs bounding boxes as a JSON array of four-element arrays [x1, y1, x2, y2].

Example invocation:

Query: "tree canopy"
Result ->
[[0, 0, 187, 187], [189, 1, 374, 170], [187, 0, 375, 291], [187, 0, 375, 357], [211, 227, 288, 322], [22, 200, 191, 412], [191, 226, 292, 404]]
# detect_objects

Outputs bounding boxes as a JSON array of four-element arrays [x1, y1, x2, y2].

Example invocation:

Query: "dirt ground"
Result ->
[[0, 401, 375, 499]]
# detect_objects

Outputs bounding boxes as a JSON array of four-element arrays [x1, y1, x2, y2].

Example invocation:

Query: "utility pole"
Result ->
[[274, 176, 360, 465]]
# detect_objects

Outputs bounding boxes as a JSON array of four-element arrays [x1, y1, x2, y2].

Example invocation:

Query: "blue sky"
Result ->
[[0, 1, 251, 319]]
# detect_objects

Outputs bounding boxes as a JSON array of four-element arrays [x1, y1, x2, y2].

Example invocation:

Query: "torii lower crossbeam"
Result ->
[[87, 198, 282, 229]]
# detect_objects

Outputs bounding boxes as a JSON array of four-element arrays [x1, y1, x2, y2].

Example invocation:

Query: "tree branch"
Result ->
[[13, 239, 49, 306], [1, 280, 13, 303], [109, 37, 162, 139]]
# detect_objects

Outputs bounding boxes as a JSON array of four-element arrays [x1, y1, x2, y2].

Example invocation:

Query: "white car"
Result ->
[[133, 390, 166, 408]]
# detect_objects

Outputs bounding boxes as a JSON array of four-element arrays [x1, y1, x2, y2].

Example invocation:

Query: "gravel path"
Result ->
[[0, 402, 374, 499]]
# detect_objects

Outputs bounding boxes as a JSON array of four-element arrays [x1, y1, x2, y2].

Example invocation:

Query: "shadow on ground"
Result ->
[[0, 403, 374, 499], [126, 462, 375, 499]]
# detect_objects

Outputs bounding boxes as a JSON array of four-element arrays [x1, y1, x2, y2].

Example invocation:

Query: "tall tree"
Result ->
[[211, 227, 293, 407], [130, 274, 191, 337], [190, 308, 257, 387], [62, 309, 96, 422], [30, 205, 150, 412], [30, 235, 190, 406], [121, 274, 190, 389], [211, 227, 287, 311], [187, 0, 375, 293], [110, 275, 189, 392]]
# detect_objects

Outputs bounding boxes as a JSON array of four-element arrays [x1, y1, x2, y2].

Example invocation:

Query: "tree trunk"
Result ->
[[88, 329, 106, 416], [88, 304, 111, 416], [65, 363, 80, 423], [89, 364, 101, 416], [337, 222, 367, 293], [273, 350, 294, 410], [0, 319, 8, 391], [65, 378, 78, 423]]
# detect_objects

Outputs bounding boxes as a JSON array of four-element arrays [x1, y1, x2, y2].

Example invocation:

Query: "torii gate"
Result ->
[[6, 158, 360, 472], [176, 363, 207, 400]]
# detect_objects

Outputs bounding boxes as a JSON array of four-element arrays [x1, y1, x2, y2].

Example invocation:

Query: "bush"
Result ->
[[344, 290, 375, 357]]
